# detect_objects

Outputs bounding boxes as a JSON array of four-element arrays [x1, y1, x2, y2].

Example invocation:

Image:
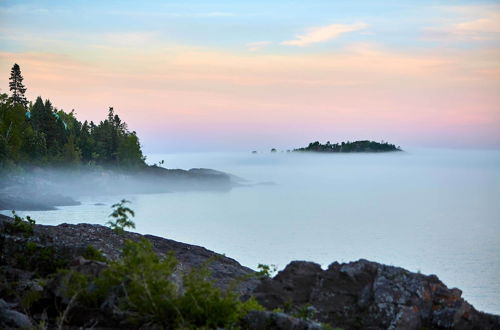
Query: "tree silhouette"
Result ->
[[1, 64, 146, 167], [295, 140, 401, 153], [9, 63, 28, 108]]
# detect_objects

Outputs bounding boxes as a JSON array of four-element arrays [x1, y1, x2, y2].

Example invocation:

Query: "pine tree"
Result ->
[[9, 63, 28, 108], [30, 96, 67, 154]]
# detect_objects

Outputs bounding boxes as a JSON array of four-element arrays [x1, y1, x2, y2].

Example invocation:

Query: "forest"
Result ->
[[0, 64, 146, 169]]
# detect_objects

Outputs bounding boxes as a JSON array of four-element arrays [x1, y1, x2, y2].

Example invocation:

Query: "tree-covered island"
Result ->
[[294, 140, 402, 153]]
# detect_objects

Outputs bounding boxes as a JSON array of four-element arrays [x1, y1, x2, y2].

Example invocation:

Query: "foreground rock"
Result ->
[[254, 260, 500, 329], [243, 311, 323, 330], [1, 215, 498, 329], [0, 214, 256, 294]]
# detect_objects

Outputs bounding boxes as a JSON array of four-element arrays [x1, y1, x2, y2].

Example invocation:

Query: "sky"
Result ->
[[0, 0, 499, 152]]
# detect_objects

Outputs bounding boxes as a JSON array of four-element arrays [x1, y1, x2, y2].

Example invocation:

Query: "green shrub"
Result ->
[[5, 211, 36, 237], [177, 264, 263, 328], [96, 238, 179, 326], [20, 288, 43, 311], [257, 263, 277, 278], [82, 245, 107, 262], [106, 199, 136, 233], [11, 241, 68, 276], [92, 238, 262, 328], [58, 269, 90, 299], [293, 304, 316, 321], [37, 246, 68, 275]]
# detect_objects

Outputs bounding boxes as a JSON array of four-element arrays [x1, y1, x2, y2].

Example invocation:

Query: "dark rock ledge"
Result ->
[[254, 260, 500, 329], [1, 214, 499, 329]]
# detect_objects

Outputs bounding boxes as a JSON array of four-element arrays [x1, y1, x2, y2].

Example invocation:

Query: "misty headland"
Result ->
[[1, 65, 241, 211]]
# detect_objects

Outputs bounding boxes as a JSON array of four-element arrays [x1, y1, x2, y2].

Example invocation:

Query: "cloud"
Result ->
[[282, 22, 368, 46], [246, 41, 272, 51], [425, 6, 500, 41]]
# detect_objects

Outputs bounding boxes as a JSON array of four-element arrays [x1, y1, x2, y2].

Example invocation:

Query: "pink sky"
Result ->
[[1, 2, 499, 151]]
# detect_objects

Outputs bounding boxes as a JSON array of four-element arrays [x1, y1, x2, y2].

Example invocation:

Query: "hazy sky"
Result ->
[[1, 0, 499, 151]]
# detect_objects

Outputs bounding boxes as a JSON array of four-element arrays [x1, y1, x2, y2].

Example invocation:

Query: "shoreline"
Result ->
[[0, 166, 240, 211]]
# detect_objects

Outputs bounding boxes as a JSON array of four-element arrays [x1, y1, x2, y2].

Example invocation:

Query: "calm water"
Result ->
[[4, 148, 500, 314]]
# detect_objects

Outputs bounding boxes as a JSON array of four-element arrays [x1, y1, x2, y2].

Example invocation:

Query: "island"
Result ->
[[294, 140, 402, 153]]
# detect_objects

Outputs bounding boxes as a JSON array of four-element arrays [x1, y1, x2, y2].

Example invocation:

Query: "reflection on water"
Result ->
[[4, 148, 500, 314]]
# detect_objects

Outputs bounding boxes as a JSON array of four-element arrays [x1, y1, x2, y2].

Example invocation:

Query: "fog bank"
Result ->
[[3, 148, 500, 314]]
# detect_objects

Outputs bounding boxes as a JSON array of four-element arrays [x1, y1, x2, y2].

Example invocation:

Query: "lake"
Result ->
[[4, 148, 500, 314]]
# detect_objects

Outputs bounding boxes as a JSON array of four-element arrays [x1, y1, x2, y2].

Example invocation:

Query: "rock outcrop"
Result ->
[[253, 260, 500, 329], [0, 214, 257, 294], [1, 215, 499, 329], [242, 311, 323, 330]]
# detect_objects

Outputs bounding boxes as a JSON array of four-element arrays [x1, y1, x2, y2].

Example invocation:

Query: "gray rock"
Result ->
[[253, 259, 500, 329], [0, 299, 32, 329], [243, 310, 323, 330], [0, 214, 258, 295]]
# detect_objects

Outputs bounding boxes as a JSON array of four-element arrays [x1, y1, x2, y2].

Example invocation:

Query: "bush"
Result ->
[[82, 245, 107, 262], [257, 263, 277, 278], [106, 199, 135, 233], [96, 238, 178, 326], [2, 213, 68, 275], [177, 263, 263, 328], [91, 238, 262, 328], [5, 211, 35, 237]]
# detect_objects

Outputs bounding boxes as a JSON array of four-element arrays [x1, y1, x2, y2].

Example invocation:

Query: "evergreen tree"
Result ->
[[22, 129, 47, 161], [30, 97, 46, 131], [30, 97, 67, 155], [62, 134, 81, 165], [78, 120, 95, 163], [9, 63, 28, 108], [0, 93, 30, 164]]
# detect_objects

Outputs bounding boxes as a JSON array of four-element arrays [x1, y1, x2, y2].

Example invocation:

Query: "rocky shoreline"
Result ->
[[0, 166, 240, 211], [1, 214, 499, 329]]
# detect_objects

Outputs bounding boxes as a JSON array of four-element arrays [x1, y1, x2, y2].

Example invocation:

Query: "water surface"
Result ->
[[4, 148, 500, 314]]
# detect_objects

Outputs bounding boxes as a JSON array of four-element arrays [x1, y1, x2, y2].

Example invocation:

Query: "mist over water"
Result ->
[[4, 148, 500, 314]]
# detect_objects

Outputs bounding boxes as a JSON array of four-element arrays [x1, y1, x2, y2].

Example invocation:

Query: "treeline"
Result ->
[[295, 140, 402, 153], [0, 64, 145, 168]]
